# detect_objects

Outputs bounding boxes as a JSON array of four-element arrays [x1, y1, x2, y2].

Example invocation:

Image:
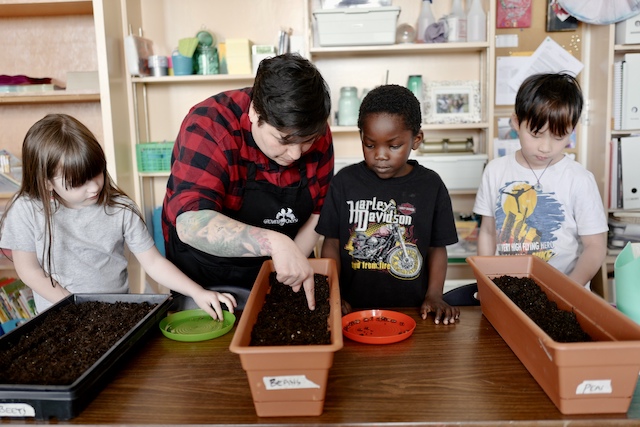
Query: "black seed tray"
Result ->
[[0, 293, 172, 421]]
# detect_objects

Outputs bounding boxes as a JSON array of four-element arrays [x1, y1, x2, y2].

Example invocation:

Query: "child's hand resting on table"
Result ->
[[421, 295, 460, 324]]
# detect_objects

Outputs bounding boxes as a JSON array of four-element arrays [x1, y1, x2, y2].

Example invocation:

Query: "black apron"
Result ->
[[167, 161, 314, 303]]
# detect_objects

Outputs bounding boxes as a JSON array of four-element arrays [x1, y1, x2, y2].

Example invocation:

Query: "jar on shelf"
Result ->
[[194, 45, 219, 75], [337, 86, 360, 126], [407, 75, 423, 103]]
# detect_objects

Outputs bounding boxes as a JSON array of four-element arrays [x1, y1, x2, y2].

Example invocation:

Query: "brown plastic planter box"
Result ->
[[229, 259, 343, 417], [466, 255, 640, 415]]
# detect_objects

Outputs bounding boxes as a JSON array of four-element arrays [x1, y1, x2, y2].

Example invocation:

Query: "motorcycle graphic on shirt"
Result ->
[[345, 198, 422, 280]]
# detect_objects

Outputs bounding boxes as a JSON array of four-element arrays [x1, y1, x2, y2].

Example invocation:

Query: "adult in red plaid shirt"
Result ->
[[162, 54, 333, 311]]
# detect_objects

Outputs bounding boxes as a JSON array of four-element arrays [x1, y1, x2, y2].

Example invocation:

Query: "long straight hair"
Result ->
[[0, 114, 141, 284]]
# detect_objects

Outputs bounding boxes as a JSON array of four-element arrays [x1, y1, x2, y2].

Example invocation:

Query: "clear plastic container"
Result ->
[[447, 0, 467, 42], [416, 0, 436, 43], [466, 0, 486, 42]]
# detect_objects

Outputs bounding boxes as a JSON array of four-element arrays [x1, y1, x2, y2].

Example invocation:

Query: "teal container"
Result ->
[[614, 242, 640, 324], [153, 206, 165, 257], [172, 52, 193, 76], [407, 75, 423, 102], [194, 45, 219, 75]]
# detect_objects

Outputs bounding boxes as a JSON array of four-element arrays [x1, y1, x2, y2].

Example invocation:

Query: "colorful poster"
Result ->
[[497, 0, 532, 28]]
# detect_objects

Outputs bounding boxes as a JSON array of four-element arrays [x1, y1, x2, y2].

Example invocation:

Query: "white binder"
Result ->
[[621, 54, 640, 130], [620, 136, 640, 209]]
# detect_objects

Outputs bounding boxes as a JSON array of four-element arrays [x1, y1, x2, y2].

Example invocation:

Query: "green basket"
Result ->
[[136, 141, 174, 172]]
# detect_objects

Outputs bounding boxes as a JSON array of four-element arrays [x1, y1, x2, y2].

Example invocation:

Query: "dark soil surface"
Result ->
[[250, 273, 331, 346], [493, 275, 591, 343], [0, 301, 156, 385]]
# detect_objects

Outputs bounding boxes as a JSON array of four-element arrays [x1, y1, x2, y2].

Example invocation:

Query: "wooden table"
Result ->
[[5, 307, 640, 426]]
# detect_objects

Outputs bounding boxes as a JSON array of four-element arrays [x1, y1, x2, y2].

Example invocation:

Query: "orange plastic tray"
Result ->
[[342, 309, 416, 344]]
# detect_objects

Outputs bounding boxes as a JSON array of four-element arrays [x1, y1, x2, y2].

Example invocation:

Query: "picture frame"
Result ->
[[546, 0, 579, 32], [424, 80, 481, 124]]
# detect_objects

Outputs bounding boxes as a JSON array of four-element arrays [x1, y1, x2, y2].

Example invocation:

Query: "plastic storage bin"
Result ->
[[135, 142, 174, 172], [333, 154, 488, 191], [313, 6, 400, 47], [413, 154, 488, 191]]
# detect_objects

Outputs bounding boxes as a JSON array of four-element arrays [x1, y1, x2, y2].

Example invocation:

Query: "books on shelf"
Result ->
[[0, 84, 58, 93], [0, 277, 36, 326], [0, 149, 22, 196]]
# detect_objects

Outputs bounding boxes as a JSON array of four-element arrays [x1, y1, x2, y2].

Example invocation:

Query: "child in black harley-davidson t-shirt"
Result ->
[[315, 85, 460, 324]]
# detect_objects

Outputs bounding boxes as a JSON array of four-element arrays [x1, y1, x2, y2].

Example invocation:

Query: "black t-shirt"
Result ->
[[316, 160, 458, 308]]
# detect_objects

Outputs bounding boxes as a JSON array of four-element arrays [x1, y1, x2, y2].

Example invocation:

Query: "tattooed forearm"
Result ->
[[176, 210, 273, 257]]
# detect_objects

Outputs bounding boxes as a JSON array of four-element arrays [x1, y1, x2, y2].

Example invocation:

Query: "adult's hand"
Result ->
[[271, 234, 316, 310], [176, 210, 317, 309]]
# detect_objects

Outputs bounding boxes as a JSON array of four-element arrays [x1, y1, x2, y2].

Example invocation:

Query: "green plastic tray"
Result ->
[[159, 309, 235, 342]]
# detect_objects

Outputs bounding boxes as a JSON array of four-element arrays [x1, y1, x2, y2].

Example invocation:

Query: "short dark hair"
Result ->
[[252, 53, 331, 142], [515, 73, 583, 136], [358, 84, 422, 136]]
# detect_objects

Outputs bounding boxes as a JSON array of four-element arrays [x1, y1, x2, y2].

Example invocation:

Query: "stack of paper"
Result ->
[[613, 61, 623, 130], [609, 213, 640, 250]]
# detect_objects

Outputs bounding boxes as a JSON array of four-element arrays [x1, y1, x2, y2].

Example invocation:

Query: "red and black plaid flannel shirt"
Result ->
[[162, 88, 334, 241]]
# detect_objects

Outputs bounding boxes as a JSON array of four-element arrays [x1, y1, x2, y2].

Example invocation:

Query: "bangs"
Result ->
[[57, 135, 106, 188], [526, 101, 577, 136]]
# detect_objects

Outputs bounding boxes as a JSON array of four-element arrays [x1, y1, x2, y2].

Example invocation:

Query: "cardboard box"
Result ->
[[467, 255, 640, 414], [66, 71, 99, 91], [313, 6, 400, 47], [615, 14, 640, 45]]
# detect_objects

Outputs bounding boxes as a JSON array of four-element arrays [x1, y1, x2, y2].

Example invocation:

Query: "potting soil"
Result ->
[[250, 273, 331, 346], [492, 275, 591, 342], [0, 301, 157, 385]]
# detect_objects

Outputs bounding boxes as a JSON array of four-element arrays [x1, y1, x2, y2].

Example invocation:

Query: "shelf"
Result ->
[[0, 0, 92, 17], [614, 44, 640, 52], [0, 90, 100, 105], [139, 172, 170, 178], [131, 74, 254, 84], [608, 208, 640, 214], [310, 42, 491, 58], [612, 129, 640, 137], [331, 122, 490, 133]]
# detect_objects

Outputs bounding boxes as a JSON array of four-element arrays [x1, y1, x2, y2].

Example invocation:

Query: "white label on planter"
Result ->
[[263, 375, 320, 390], [0, 403, 35, 417], [576, 380, 612, 394]]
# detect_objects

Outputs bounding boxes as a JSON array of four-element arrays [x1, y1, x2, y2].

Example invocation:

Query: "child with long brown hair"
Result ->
[[0, 113, 236, 317]]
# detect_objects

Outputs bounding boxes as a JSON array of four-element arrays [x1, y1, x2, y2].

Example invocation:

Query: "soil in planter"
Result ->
[[492, 275, 591, 343], [250, 273, 331, 346], [0, 301, 156, 385]]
